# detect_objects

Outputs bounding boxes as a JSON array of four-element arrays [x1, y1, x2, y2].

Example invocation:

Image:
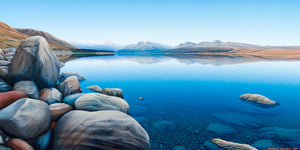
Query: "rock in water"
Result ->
[[251, 139, 279, 149], [52, 110, 151, 150], [39, 88, 62, 104], [57, 76, 82, 96], [211, 138, 257, 150], [59, 72, 86, 82], [204, 140, 223, 150], [207, 123, 237, 135], [239, 94, 279, 108], [7, 138, 34, 150], [13, 81, 39, 99], [8, 36, 60, 88], [0, 79, 12, 92], [50, 103, 73, 120], [102, 88, 123, 98], [0, 98, 51, 139], [62, 93, 84, 107], [0, 91, 28, 110], [260, 127, 300, 147], [212, 112, 262, 128], [75, 93, 129, 114], [86, 85, 102, 93]]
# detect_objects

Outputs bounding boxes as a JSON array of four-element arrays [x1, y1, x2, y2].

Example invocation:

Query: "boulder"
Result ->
[[50, 103, 73, 120], [212, 112, 262, 128], [39, 88, 62, 104], [204, 140, 223, 150], [154, 120, 176, 132], [0, 60, 10, 66], [0, 79, 12, 92], [86, 85, 102, 93], [36, 130, 51, 150], [8, 36, 60, 88], [211, 138, 257, 150], [239, 94, 279, 108], [251, 139, 279, 149], [75, 93, 129, 113], [0, 98, 51, 139], [7, 138, 34, 150], [52, 110, 151, 150], [62, 93, 84, 107], [101, 88, 124, 98], [59, 72, 86, 82], [0, 68, 8, 79], [207, 123, 237, 135], [57, 76, 82, 96], [13, 81, 39, 99], [0, 91, 28, 110], [260, 127, 300, 147]]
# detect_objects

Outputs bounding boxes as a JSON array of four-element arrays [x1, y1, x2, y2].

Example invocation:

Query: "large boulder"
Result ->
[[86, 85, 102, 93], [0, 91, 28, 110], [39, 88, 62, 104], [13, 81, 39, 99], [52, 110, 151, 150], [59, 72, 86, 82], [211, 138, 257, 150], [62, 93, 84, 107], [50, 103, 73, 120], [101, 88, 124, 98], [0, 98, 51, 139], [74, 93, 129, 113], [0, 79, 12, 92], [239, 94, 279, 108], [8, 36, 60, 89], [57, 76, 82, 96]]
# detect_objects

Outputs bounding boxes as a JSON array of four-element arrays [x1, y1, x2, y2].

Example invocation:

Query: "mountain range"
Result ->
[[117, 41, 172, 53]]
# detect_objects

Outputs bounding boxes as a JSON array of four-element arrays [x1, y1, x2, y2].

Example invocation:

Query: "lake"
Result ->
[[61, 54, 300, 149]]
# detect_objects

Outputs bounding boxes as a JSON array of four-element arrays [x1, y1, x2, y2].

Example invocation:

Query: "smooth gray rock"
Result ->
[[62, 93, 84, 107], [207, 123, 237, 135], [239, 94, 279, 108], [0, 68, 8, 79], [39, 88, 62, 104], [0, 79, 12, 92], [36, 130, 51, 150], [251, 139, 279, 149], [213, 112, 262, 128], [75, 93, 129, 113], [13, 81, 39, 99], [57, 76, 82, 96], [154, 120, 176, 132], [211, 138, 257, 150], [8, 36, 60, 88], [50, 103, 73, 120], [86, 85, 102, 93], [260, 127, 300, 147], [59, 72, 86, 82], [101, 88, 124, 98], [0, 98, 51, 139], [52, 110, 151, 150]]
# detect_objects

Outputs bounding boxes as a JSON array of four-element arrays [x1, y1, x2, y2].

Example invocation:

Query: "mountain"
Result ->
[[16, 28, 77, 49], [73, 43, 124, 51], [118, 41, 171, 53], [0, 21, 29, 49], [176, 40, 265, 49]]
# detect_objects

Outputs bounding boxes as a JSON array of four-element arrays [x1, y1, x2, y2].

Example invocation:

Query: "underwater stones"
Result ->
[[62, 93, 84, 107], [8, 36, 60, 88], [211, 138, 257, 150], [129, 104, 148, 116], [251, 139, 279, 149], [57, 76, 82, 96], [102, 88, 124, 98], [7, 138, 34, 150], [52, 110, 151, 150], [0, 98, 51, 139], [212, 112, 262, 128], [13, 81, 39, 99], [259, 127, 300, 146], [86, 85, 102, 93], [50, 103, 73, 120], [0, 79, 12, 92], [59, 72, 86, 82], [207, 123, 237, 135], [154, 120, 176, 132], [172, 146, 187, 150], [239, 94, 279, 108], [74, 93, 129, 113], [0, 91, 28, 110], [39, 88, 62, 104]]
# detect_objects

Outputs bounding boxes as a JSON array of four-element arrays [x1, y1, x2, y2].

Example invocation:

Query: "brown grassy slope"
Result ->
[[0, 21, 72, 50], [16, 28, 77, 49]]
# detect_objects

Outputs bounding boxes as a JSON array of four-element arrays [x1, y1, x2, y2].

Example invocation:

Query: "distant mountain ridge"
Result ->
[[118, 41, 171, 53], [177, 40, 265, 49]]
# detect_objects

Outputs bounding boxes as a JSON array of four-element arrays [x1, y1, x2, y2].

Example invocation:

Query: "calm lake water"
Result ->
[[61, 54, 300, 149]]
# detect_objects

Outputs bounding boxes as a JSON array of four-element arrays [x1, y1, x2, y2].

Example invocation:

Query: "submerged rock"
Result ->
[[59, 72, 86, 82], [39, 88, 62, 104], [211, 138, 257, 150], [154, 120, 176, 132], [212, 112, 262, 128], [0, 79, 12, 92], [52, 110, 151, 150], [50, 103, 73, 120], [7, 138, 34, 150], [102, 88, 124, 98], [239, 94, 279, 108], [57, 76, 82, 96], [8, 36, 60, 89], [75, 93, 129, 113], [0, 91, 28, 110], [207, 123, 237, 135], [62, 93, 84, 107], [251, 139, 279, 149], [13, 81, 39, 99], [204, 140, 223, 150], [260, 127, 300, 147], [86, 85, 102, 93], [0, 98, 51, 139], [172, 146, 187, 150]]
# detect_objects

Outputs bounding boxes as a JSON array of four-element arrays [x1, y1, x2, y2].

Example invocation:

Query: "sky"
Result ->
[[1, 0, 300, 46]]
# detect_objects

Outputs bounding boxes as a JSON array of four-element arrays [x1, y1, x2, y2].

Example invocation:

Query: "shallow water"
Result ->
[[61, 54, 300, 149]]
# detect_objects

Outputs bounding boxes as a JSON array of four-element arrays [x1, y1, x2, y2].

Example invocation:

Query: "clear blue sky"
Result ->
[[1, 0, 299, 46]]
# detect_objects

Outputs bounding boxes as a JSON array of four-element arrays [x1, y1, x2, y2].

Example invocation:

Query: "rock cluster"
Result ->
[[0, 36, 150, 150]]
